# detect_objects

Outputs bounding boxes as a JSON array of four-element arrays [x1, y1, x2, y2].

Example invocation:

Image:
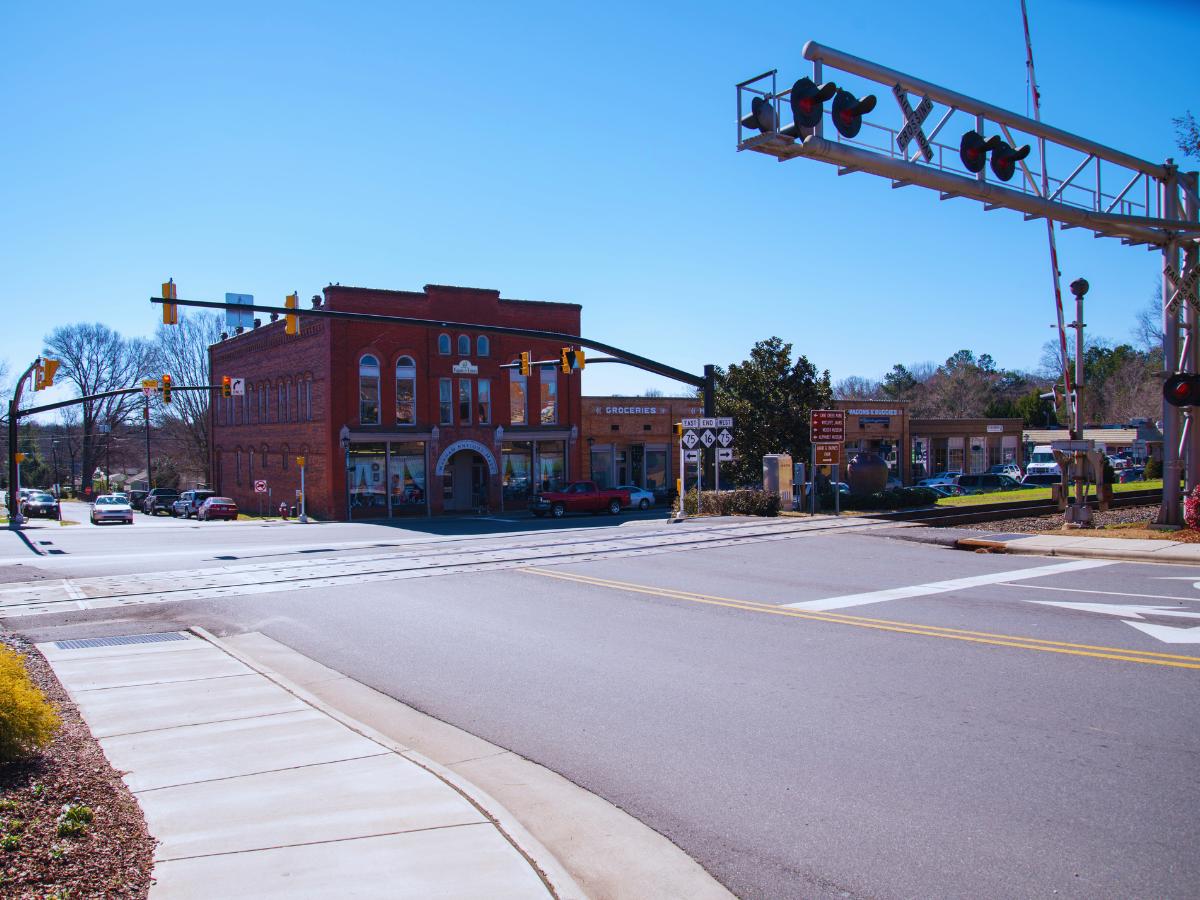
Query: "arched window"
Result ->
[[457, 334, 470, 356], [437, 334, 451, 355], [359, 354, 380, 424], [477, 335, 490, 357], [395, 356, 417, 425], [509, 363, 527, 425]]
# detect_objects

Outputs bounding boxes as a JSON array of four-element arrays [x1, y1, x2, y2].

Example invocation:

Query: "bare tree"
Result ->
[[43, 324, 153, 494], [1133, 288, 1164, 357], [151, 313, 223, 481], [833, 375, 881, 399]]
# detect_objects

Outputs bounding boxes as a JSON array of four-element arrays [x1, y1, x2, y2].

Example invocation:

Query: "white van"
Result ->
[[1025, 445, 1060, 477]]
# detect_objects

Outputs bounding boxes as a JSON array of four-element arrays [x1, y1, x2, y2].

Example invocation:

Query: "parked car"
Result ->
[[173, 490, 216, 519], [918, 472, 961, 487], [616, 484, 655, 510], [197, 496, 239, 521], [529, 481, 630, 518], [1117, 467, 1146, 484], [144, 489, 181, 515], [128, 490, 148, 510], [20, 491, 61, 520], [926, 483, 965, 497], [1025, 445, 1061, 477], [90, 494, 133, 525], [1021, 473, 1062, 487], [956, 473, 1024, 494], [988, 463, 1022, 481]]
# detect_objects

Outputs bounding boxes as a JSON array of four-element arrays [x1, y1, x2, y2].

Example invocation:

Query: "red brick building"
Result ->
[[208, 284, 583, 520]]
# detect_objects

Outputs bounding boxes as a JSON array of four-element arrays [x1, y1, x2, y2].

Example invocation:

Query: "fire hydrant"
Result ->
[[278, 501, 289, 519]]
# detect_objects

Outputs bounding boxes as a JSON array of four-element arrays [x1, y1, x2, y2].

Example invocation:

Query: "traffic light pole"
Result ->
[[144, 392, 153, 492], [1186, 175, 1200, 498], [7, 358, 41, 527], [1160, 167, 1182, 527]]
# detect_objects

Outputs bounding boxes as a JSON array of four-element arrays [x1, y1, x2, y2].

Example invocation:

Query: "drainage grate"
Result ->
[[54, 632, 190, 651]]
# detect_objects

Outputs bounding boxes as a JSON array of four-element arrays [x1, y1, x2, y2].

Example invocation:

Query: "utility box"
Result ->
[[763, 454, 793, 507]]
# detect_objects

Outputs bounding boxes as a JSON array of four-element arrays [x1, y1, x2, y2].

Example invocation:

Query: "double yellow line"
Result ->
[[521, 567, 1200, 670]]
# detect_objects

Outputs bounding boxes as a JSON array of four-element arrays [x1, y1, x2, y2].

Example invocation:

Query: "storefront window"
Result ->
[[349, 442, 387, 519], [477, 380, 491, 424], [1002, 435, 1018, 463], [970, 437, 986, 473], [911, 437, 929, 481], [536, 440, 565, 492], [388, 442, 426, 515], [590, 447, 613, 488], [948, 437, 964, 473], [645, 447, 667, 497], [395, 357, 416, 425], [439, 378, 453, 425], [539, 366, 558, 425], [509, 368, 527, 425], [458, 379, 472, 424], [502, 441, 533, 502], [359, 355, 380, 425]]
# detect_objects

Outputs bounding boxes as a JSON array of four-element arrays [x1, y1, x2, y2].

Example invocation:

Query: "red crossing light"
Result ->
[[1164, 373, 1200, 407]]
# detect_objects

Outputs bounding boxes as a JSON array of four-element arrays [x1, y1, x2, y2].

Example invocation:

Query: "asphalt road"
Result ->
[[3, 516, 1197, 898]]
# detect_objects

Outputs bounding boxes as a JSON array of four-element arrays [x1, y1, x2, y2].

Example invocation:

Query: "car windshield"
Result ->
[[209, 498, 234, 505], [31, 493, 54, 502], [96, 497, 125, 505]]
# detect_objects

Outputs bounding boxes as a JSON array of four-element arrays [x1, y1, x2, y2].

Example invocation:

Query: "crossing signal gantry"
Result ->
[[736, 39, 1200, 526]]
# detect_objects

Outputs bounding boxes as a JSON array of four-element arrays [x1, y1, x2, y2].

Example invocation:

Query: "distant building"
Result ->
[[581, 396, 703, 497], [208, 284, 583, 520]]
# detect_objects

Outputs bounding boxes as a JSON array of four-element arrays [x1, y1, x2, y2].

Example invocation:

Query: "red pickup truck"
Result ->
[[529, 481, 631, 518]]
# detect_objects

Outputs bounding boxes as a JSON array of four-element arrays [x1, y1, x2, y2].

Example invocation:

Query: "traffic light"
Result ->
[[740, 95, 777, 133], [519, 351, 531, 377], [285, 292, 299, 336], [989, 139, 1030, 182], [674, 423, 683, 439], [221, 375, 232, 398], [161, 373, 173, 404], [14, 453, 25, 464], [1164, 373, 1200, 407], [162, 279, 179, 325], [560, 347, 571, 374], [41, 359, 59, 388], [783, 78, 837, 135], [296, 456, 305, 468], [558, 348, 584, 373], [830, 88, 876, 139]]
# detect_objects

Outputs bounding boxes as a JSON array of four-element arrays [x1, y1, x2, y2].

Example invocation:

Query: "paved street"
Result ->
[[3, 515, 1197, 898]]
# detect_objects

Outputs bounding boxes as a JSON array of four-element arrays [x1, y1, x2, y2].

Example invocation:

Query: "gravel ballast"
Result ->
[[0, 632, 154, 898]]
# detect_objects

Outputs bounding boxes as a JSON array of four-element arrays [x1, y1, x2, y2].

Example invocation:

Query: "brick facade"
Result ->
[[581, 396, 703, 499], [209, 285, 582, 520]]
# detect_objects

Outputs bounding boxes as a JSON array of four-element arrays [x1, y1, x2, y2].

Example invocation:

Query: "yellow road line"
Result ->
[[520, 567, 1200, 670]]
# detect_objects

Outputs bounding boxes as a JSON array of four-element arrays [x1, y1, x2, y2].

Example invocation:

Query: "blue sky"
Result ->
[[1, 0, 1195, 400]]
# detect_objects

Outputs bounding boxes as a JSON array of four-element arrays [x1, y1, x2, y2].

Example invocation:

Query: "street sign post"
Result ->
[[225, 293, 254, 329], [809, 410, 846, 515]]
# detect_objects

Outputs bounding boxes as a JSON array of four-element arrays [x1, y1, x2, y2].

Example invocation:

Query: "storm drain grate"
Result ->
[[54, 632, 190, 651]]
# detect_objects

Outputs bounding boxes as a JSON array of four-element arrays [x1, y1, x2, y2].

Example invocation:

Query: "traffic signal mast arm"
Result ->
[[150, 295, 706, 389]]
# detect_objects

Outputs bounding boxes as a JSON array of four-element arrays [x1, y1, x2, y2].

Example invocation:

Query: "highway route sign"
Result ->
[[681, 418, 736, 452], [254, 480, 268, 494]]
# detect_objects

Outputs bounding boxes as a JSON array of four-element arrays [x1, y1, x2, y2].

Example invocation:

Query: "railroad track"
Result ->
[[863, 488, 1164, 528]]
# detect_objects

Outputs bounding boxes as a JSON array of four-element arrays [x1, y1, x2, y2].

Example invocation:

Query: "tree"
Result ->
[[16, 424, 50, 489], [43, 324, 153, 497], [151, 312, 223, 481], [714, 337, 833, 486], [1133, 289, 1163, 359], [833, 375, 880, 400], [881, 364, 918, 401], [1175, 111, 1200, 159]]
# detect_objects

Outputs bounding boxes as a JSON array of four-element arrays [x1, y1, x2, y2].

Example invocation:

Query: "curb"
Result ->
[[954, 538, 1200, 566], [188, 626, 586, 900]]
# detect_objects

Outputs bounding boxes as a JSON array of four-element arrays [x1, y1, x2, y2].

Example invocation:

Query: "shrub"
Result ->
[[1185, 486, 1200, 529], [845, 486, 940, 510], [683, 489, 780, 517], [1145, 457, 1162, 479], [0, 646, 59, 763]]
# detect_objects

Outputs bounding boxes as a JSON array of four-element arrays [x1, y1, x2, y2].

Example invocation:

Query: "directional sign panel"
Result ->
[[814, 443, 841, 466], [683, 449, 700, 463], [717, 447, 733, 461], [226, 293, 254, 329], [810, 410, 846, 443], [230, 377, 246, 398]]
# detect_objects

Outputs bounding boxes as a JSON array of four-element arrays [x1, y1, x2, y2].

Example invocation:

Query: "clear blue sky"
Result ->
[[1, 0, 1195, 399]]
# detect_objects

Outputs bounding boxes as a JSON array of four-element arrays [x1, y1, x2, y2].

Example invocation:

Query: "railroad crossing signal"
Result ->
[[958, 131, 1030, 182], [162, 279, 179, 325], [1165, 260, 1200, 313], [285, 292, 299, 336], [787, 77, 836, 131], [893, 84, 933, 162], [1164, 373, 1200, 407]]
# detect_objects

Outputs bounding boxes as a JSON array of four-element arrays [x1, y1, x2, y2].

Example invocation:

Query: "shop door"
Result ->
[[471, 460, 488, 510], [631, 444, 645, 487]]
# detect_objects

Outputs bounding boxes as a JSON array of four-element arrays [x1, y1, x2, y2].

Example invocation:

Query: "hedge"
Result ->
[[683, 489, 780, 517]]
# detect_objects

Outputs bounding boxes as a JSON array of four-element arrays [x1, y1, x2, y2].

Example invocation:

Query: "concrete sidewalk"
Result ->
[[957, 532, 1200, 565], [37, 629, 580, 899]]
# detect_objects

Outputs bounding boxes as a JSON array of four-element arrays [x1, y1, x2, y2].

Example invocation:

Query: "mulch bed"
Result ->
[[0, 632, 154, 898], [956, 503, 1200, 540]]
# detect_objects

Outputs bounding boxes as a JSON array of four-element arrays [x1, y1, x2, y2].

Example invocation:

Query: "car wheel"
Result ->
[[551, 503, 565, 519], [608, 499, 621, 515], [638, 498, 650, 510]]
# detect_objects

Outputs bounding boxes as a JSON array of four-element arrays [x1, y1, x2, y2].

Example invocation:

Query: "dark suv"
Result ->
[[173, 490, 216, 519], [144, 489, 181, 515], [957, 473, 1022, 494]]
